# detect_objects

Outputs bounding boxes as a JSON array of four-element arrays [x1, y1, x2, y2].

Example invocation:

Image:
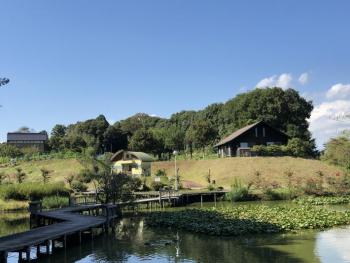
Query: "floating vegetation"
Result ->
[[294, 196, 350, 206], [146, 205, 350, 236]]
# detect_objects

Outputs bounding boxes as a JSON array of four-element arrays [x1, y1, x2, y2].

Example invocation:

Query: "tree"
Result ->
[[220, 87, 316, 154], [0, 78, 10, 87], [15, 168, 26, 184], [79, 154, 141, 204], [164, 125, 185, 153], [0, 144, 23, 158], [128, 129, 157, 153], [0, 77, 9, 107], [103, 125, 128, 152], [40, 168, 51, 184], [17, 126, 33, 133], [186, 119, 216, 153], [49, 124, 67, 151], [322, 132, 350, 170], [65, 174, 75, 189]]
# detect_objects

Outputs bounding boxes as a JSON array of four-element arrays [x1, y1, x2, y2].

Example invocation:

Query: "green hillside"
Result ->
[[153, 157, 343, 189], [0, 157, 343, 190]]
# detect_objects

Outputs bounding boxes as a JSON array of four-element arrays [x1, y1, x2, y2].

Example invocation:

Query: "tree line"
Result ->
[[44, 87, 316, 158], [0, 87, 317, 159]]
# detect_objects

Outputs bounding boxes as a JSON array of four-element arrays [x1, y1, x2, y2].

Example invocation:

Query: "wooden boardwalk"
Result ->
[[0, 204, 119, 262], [0, 190, 227, 262]]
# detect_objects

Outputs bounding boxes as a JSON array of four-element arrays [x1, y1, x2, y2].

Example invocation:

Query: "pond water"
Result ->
[[2, 202, 350, 263]]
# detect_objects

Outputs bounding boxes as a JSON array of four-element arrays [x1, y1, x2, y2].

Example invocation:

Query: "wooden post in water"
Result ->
[[45, 240, 50, 254], [36, 245, 40, 258], [25, 247, 30, 261], [200, 195, 203, 207], [214, 193, 217, 207], [0, 251, 7, 263]]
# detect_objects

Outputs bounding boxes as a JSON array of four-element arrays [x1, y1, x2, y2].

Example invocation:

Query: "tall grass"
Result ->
[[0, 182, 70, 201], [226, 178, 251, 202]]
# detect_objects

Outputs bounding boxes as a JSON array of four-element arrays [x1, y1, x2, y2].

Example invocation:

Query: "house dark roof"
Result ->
[[214, 121, 288, 147], [7, 132, 48, 141], [110, 150, 154, 162]]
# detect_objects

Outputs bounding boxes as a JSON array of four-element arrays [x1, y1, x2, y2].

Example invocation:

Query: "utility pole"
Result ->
[[173, 150, 178, 191]]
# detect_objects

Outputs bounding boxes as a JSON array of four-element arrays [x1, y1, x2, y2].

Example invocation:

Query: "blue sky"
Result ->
[[1, 1, 350, 147]]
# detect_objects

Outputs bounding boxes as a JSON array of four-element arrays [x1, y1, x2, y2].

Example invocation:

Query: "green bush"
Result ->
[[154, 169, 167, 177], [226, 178, 251, 202], [263, 188, 293, 201], [0, 182, 69, 201], [151, 181, 165, 191], [71, 181, 88, 192], [42, 196, 69, 209], [0, 144, 23, 158]]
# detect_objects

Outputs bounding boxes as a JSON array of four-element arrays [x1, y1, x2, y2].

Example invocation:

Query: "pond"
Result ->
[[2, 202, 350, 263]]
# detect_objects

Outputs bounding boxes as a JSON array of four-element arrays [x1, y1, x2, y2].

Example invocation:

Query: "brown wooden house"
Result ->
[[7, 132, 48, 151], [215, 121, 289, 157]]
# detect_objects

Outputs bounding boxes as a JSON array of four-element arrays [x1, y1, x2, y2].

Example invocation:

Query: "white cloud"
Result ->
[[256, 73, 293, 89], [316, 227, 350, 262], [326, 83, 350, 99], [298, 72, 309, 85], [309, 100, 350, 148]]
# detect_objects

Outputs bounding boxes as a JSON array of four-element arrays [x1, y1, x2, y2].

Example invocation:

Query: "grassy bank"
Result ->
[[0, 157, 342, 190], [146, 204, 350, 236], [153, 157, 343, 189], [0, 182, 70, 211], [0, 159, 84, 183]]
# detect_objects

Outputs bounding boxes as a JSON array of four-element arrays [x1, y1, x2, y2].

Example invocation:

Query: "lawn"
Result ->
[[0, 156, 343, 190], [153, 157, 344, 189]]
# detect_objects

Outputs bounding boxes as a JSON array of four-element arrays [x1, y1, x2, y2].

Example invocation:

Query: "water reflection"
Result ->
[[316, 226, 350, 263], [2, 208, 350, 263], [27, 218, 319, 263]]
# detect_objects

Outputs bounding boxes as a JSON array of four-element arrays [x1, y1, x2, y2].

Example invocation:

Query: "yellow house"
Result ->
[[110, 150, 154, 176]]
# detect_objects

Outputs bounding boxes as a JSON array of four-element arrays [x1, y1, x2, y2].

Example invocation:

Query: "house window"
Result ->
[[240, 142, 249, 148], [263, 127, 266, 137], [255, 128, 258, 137]]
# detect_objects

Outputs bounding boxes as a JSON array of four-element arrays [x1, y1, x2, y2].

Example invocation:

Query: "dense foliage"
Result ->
[[2, 87, 316, 159], [294, 196, 350, 205], [322, 131, 350, 171], [146, 205, 350, 236]]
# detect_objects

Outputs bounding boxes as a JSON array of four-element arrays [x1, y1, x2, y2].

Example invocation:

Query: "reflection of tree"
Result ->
[[32, 218, 319, 263]]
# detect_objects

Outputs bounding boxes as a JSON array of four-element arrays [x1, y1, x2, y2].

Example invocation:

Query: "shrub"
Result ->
[[154, 169, 167, 177], [263, 188, 294, 200], [15, 168, 26, 184], [71, 181, 88, 193], [0, 144, 23, 158], [226, 178, 251, 202], [42, 196, 69, 209], [151, 181, 165, 191], [303, 178, 323, 196]]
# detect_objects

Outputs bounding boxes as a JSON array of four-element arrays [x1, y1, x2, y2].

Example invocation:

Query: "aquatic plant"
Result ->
[[294, 196, 350, 205], [146, 205, 350, 236]]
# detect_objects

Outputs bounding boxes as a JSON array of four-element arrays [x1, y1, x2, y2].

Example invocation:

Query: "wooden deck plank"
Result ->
[[0, 204, 108, 252]]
